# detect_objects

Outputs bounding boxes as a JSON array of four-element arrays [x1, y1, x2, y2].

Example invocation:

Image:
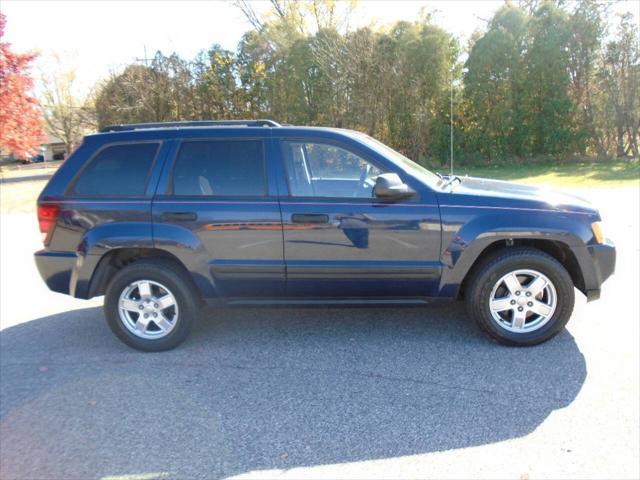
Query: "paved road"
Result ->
[[1, 187, 638, 479]]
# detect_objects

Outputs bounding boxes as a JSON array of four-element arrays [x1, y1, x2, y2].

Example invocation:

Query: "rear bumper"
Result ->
[[34, 250, 76, 295], [581, 240, 616, 302]]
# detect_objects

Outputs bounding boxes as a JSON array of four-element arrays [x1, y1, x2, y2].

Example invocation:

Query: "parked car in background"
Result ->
[[34, 120, 616, 351], [17, 154, 44, 165]]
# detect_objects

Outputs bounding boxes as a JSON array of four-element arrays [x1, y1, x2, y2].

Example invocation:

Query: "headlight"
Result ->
[[591, 221, 605, 244]]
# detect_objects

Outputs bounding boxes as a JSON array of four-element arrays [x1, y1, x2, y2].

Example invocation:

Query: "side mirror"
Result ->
[[373, 173, 415, 200]]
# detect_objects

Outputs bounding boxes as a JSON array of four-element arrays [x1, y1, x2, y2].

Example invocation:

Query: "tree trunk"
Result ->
[[616, 124, 626, 157], [626, 125, 639, 158]]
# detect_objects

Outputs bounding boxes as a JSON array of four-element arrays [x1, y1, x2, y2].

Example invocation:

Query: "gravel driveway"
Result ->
[[0, 185, 638, 479]]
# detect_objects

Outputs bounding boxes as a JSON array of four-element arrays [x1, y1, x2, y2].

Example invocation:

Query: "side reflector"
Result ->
[[591, 221, 605, 244]]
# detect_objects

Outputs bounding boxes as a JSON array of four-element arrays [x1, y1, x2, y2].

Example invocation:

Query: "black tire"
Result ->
[[465, 247, 575, 346], [104, 258, 200, 351]]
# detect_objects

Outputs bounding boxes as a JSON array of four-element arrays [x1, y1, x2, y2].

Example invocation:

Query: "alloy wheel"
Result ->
[[488, 269, 557, 333], [118, 280, 179, 340]]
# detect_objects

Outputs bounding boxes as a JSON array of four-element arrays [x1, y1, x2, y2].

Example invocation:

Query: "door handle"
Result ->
[[291, 213, 330, 224], [161, 212, 198, 222]]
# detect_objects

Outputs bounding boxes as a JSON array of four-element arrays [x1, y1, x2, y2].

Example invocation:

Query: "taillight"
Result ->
[[38, 204, 60, 246]]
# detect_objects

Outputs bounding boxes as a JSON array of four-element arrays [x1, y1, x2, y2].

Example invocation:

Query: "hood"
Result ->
[[444, 176, 597, 214]]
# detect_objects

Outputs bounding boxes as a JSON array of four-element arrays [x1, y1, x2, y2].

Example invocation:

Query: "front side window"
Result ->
[[72, 142, 159, 196], [172, 140, 265, 196], [282, 141, 384, 198]]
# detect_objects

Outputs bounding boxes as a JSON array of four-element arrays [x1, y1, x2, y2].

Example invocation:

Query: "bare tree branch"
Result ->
[[232, 0, 263, 31]]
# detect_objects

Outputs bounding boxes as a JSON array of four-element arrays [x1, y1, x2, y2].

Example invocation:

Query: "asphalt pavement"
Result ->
[[0, 186, 638, 479]]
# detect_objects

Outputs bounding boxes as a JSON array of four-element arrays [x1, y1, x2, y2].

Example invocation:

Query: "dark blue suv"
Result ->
[[35, 120, 616, 351]]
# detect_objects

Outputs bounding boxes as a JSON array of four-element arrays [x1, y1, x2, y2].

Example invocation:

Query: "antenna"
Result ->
[[450, 55, 469, 178], [450, 67, 454, 177]]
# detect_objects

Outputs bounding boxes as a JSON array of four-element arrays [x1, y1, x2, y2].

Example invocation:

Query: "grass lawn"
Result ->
[[456, 160, 640, 187]]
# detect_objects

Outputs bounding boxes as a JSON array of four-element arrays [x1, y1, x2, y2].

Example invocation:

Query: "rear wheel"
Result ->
[[104, 259, 199, 351], [466, 248, 575, 346]]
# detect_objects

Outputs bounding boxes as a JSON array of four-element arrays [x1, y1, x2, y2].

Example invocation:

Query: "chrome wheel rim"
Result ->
[[489, 269, 557, 333], [118, 280, 179, 340]]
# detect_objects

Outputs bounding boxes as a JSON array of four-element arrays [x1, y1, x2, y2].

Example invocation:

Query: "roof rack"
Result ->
[[100, 119, 281, 132]]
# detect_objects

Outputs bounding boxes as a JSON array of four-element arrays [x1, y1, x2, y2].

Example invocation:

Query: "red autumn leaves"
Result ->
[[0, 13, 46, 160]]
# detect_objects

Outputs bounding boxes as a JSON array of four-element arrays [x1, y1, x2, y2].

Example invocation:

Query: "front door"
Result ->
[[278, 138, 441, 297]]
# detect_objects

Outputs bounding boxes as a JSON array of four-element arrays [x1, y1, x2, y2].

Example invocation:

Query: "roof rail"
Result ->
[[100, 119, 281, 132]]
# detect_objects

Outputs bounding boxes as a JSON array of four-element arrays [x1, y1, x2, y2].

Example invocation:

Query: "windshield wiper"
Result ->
[[444, 175, 462, 188]]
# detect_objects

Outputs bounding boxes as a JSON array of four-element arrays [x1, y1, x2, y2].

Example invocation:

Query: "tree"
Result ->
[[192, 45, 242, 119], [0, 13, 45, 159], [465, 1, 590, 160], [374, 18, 457, 162], [601, 13, 639, 158], [235, 0, 357, 36], [464, 4, 529, 159], [566, 0, 607, 157], [524, 1, 581, 156], [41, 57, 96, 154], [87, 0, 638, 164], [94, 52, 194, 129]]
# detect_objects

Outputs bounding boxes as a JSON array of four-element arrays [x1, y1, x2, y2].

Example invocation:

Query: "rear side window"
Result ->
[[72, 143, 159, 196], [172, 140, 265, 196]]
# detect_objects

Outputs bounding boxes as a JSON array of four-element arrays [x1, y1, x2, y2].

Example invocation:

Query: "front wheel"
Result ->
[[104, 259, 200, 351], [465, 248, 575, 346]]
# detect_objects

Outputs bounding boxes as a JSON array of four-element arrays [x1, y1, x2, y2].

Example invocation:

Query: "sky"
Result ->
[[1, 0, 638, 96]]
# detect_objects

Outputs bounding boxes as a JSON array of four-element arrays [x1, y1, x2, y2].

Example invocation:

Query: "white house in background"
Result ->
[[0, 134, 67, 163], [42, 134, 67, 161]]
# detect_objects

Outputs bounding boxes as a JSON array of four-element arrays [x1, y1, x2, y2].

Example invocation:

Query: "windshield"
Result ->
[[354, 134, 441, 186]]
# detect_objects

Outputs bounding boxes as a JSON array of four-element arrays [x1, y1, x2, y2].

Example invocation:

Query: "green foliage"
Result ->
[[92, 0, 639, 165], [601, 13, 640, 158], [524, 2, 580, 155], [464, 4, 529, 159]]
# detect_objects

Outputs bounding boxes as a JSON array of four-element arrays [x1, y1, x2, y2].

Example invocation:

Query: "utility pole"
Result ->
[[135, 46, 153, 66]]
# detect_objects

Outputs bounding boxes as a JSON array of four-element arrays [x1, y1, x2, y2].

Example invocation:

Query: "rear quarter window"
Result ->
[[71, 142, 159, 196]]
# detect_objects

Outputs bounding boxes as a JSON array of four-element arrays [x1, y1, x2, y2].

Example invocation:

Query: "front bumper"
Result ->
[[582, 240, 616, 301]]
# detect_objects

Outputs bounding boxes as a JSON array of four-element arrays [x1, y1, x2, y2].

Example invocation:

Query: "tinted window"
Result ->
[[173, 140, 265, 196], [72, 143, 158, 196], [282, 141, 384, 198]]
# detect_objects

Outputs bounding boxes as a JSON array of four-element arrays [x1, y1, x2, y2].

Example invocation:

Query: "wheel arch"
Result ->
[[87, 247, 203, 300], [436, 209, 592, 299], [456, 238, 585, 299]]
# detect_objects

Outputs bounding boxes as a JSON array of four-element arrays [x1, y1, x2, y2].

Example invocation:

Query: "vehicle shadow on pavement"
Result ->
[[0, 303, 586, 479]]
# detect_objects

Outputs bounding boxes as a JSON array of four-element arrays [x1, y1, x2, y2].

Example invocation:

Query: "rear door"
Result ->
[[276, 135, 442, 298], [152, 131, 285, 297]]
